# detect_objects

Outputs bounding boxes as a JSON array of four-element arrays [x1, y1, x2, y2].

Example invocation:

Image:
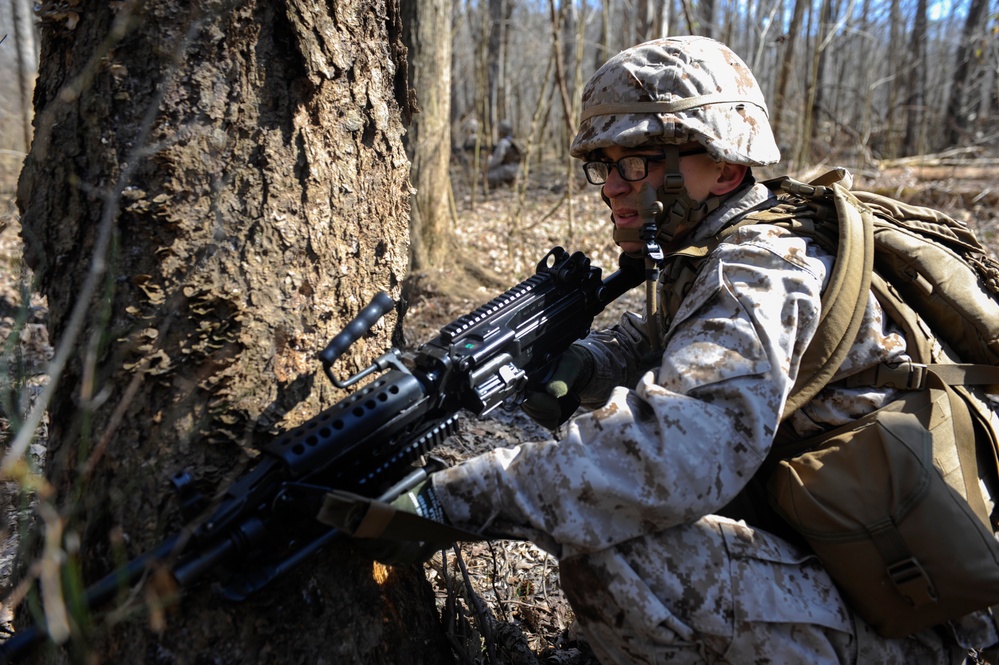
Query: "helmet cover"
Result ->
[[570, 36, 780, 166]]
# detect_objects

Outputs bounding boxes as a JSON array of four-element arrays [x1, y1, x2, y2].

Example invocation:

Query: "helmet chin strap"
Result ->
[[637, 184, 664, 354], [656, 145, 723, 245], [605, 145, 725, 356], [609, 144, 724, 253]]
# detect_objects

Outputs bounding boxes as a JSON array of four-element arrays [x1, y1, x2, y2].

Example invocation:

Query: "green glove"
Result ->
[[521, 345, 594, 430], [318, 480, 454, 566]]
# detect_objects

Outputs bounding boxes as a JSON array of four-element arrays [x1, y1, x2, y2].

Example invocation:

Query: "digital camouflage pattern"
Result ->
[[433, 35, 998, 665], [569, 36, 780, 167], [433, 181, 999, 663]]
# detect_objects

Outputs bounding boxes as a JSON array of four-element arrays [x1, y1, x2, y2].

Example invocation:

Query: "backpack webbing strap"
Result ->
[[867, 272, 935, 363], [779, 183, 875, 419], [943, 374, 994, 529], [845, 361, 999, 391]]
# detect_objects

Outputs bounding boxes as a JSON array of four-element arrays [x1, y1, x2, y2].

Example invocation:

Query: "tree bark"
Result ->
[[902, 0, 928, 156], [11, 0, 37, 153], [945, 0, 990, 147], [14, 1, 451, 663], [404, 0, 455, 272], [773, 0, 806, 144]]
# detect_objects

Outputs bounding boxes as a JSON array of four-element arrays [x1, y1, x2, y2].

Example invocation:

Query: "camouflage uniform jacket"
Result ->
[[432, 181, 999, 653], [433, 181, 912, 551]]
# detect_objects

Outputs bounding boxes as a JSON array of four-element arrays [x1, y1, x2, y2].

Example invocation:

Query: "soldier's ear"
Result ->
[[709, 162, 748, 196]]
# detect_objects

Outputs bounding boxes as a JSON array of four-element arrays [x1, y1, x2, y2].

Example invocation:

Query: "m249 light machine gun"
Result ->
[[0, 247, 643, 663]]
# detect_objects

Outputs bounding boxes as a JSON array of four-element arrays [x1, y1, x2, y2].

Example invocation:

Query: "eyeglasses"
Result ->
[[582, 147, 709, 185]]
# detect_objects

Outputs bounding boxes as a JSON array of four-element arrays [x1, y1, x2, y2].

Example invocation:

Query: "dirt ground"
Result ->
[[1, 156, 998, 663]]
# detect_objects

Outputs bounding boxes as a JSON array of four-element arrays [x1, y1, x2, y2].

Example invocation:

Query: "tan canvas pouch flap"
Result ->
[[768, 380, 999, 638]]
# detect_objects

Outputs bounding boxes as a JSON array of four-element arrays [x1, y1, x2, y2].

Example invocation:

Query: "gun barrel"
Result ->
[[0, 625, 40, 664], [0, 536, 182, 664]]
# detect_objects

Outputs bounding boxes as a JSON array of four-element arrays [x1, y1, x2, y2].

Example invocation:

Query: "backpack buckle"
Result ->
[[779, 179, 834, 201], [863, 361, 928, 390], [903, 363, 928, 390], [887, 557, 938, 608]]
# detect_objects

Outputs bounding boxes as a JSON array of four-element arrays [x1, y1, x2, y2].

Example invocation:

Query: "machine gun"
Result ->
[[0, 247, 643, 662]]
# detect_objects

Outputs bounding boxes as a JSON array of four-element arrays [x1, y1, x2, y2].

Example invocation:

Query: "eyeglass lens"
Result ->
[[583, 156, 650, 185], [582, 148, 707, 185]]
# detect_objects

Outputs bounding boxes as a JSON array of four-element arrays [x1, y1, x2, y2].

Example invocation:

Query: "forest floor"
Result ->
[[1, 153, 998, 663]]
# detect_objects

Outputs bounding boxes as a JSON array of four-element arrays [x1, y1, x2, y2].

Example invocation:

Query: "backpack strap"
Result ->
[[945, 375, 995, 528], [771, 180, 875, 419], [723, 172, 999, 542], [663, 177, 874, 421], [845, 361, 999, 391]]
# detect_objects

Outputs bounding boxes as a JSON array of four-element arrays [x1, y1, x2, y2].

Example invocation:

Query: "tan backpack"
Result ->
[[667, 169, 999, 637]]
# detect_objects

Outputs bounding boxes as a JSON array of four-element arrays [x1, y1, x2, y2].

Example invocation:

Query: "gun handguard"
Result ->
[[0, 247, 643, 663]]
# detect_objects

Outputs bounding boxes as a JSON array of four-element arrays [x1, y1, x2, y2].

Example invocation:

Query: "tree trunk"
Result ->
[[595, 0, 611, 71], [11, 0, 37, 153], [808, 0, 835, 142], [404, 0, 455, 272], [698, 0, 715, 38], [945, 0, 990, 147], [773, 0, 806, 145], [14, 1, 451, 663], [548, 0, 574, 145], [884, 0, 903, 158], [801, 0, 833, 164], [487, 0, 506, 135], [902, 0, 928, 156]]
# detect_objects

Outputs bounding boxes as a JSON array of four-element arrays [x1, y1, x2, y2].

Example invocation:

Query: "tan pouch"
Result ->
[[768, 382, 999, 638]]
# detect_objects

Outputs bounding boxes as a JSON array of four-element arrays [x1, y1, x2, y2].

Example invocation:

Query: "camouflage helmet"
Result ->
[[570, 36, 780, 166]]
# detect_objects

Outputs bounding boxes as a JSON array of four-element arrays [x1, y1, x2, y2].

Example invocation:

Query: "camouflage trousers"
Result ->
[[559, 515, 976, 665]]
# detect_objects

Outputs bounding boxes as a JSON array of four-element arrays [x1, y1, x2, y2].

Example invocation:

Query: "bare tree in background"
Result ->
[[11, 0, 37, 153], [595, 0, 612, 71], [882, 0, 904, 158], [807, 0, 835, 142], [10, 1, 452, 662], [945, 0, 992, 147], [698, 0, 715, 38], [440, 0, 995, 234], [800, 0, 834, 164], [487, 0, 513, 135], [403, 0, 455, 274], [773, 0, 807, 146], [902, 0, 928, 156]]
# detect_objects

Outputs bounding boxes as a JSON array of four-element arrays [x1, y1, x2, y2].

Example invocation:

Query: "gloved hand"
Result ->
[[319, 479, 455, 566], [521, 345, 594, 430]]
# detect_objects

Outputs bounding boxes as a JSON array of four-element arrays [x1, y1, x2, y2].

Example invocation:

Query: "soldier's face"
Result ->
[[598, 144, 720, 255]]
